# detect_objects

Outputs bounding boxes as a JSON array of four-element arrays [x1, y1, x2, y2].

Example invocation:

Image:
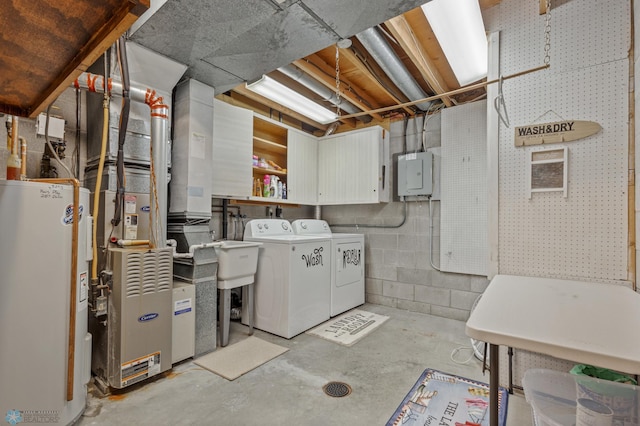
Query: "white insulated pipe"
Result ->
[[171, 241, 222, 259], [74, 72, 169, 248]]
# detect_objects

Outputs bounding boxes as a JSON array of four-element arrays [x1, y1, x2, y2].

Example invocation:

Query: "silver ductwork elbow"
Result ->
[[356, 27, 432, 111]]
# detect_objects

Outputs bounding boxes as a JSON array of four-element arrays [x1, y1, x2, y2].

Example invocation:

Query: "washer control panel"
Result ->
[[291, 219, 332, 235], [244, 219, 293, 238]]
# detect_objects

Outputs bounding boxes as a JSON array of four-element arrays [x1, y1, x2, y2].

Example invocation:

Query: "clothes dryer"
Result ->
[[291, 219, 365, 316], [243, 219, 331, 338]]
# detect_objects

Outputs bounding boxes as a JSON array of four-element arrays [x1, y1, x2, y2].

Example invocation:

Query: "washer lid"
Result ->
[[245, 234, 330, 243], [291, 219, 331, 235]]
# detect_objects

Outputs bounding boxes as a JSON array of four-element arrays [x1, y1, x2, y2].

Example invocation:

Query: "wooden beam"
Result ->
[[293, 57, 385, 121], [539, 0, 548, 15], [385, 15, 453, 107], [338, 47, 415, 116], [233, 84, 329, 131], [30, 2, 146, 118]]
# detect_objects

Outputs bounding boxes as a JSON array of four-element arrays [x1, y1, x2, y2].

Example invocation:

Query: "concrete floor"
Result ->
[[78, 304, 533, 426]]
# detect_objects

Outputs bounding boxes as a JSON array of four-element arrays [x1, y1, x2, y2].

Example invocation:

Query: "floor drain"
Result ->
[[323, 381, 352, 398]]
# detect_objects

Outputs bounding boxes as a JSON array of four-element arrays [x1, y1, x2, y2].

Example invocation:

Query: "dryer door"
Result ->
[[336, 241, 363, 287]]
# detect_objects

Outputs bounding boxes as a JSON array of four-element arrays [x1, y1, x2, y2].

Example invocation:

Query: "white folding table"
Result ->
[[466, 274, 640, 426]]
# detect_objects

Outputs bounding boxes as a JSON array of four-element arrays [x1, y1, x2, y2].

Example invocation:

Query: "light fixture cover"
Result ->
[[422, 0, 488, 86], [246, 75, 337, 124]]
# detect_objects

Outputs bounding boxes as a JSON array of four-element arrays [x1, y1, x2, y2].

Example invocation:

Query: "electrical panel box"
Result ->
[[36, 113, 66, 140], [397, 151, 433, 197]]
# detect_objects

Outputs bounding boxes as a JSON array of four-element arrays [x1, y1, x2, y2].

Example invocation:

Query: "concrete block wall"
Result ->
[[322, 115, 489, 322], [0, 87, 86, 181]]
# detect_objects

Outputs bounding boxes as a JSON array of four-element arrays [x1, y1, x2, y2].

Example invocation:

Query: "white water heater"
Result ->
[[0, 180, 91, 425]]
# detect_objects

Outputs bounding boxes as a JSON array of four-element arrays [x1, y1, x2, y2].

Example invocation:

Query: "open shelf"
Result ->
[[252, 115, 288, 198], [253, 166, 287, 176], [254, 136, 286, 154]]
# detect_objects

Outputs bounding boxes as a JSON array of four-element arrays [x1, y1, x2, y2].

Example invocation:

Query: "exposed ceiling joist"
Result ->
[[292, 57, 385, 121], [338, 47, 416, 116], [385, 15, 454, 107]]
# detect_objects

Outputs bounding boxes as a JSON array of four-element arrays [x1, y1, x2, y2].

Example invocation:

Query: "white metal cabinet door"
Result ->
[[211, 99, 253, 198], [317, 135, 342, 204], [318, 127, 383, 204], [287, 129, 318, 205]]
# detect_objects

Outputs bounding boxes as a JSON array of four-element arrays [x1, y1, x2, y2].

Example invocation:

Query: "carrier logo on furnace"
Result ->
[[302, 247, 324, 267]]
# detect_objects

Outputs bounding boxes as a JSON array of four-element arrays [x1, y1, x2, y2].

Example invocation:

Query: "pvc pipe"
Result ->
[[91, 96, 109, 283], [172, 241, 222, 259]]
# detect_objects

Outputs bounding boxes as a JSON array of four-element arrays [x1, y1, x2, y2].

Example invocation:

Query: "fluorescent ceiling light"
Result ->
[[422, 0, 488, 86], [246, 75, 337, 124]]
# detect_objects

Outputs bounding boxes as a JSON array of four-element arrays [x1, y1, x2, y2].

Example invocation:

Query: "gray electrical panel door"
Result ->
[[397, 151, 433, 196]]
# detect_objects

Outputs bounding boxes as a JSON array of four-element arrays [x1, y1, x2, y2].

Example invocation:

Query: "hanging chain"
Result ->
[[335, 43, 341, 116], [544, 0, 551, 66]]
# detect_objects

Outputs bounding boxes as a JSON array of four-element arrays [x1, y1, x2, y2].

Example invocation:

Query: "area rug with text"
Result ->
[[386, 368, 508, 426], [305, 309, 389, 346]]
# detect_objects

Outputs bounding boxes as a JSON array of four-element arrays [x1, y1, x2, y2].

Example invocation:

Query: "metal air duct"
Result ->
[[356, 27, 432, 111], [277, 64, 371, 123]]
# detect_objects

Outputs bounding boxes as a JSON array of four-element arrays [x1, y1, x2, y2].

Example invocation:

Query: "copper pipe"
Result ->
[[19, 137, 27, 177], [629, 4, 636, 291], [31, 178, 80, 402]]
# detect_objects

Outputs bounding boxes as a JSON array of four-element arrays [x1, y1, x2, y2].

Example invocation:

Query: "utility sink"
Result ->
[[215, 240, 262, 289]]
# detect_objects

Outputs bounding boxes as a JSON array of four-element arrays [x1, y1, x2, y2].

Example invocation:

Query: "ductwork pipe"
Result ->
[[356, 27, 432, 111], [73, 72, 169, 248], [277, 64, 370, 122]]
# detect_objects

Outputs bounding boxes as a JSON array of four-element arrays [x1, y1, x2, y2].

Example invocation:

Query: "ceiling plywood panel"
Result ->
[[130, 0, 276, 66], [0, 0, 149, 117], [302, 0, 430, 38], [198, 3, 337, 88]]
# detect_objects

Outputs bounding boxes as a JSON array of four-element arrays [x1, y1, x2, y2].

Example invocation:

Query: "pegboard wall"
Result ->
[[440, 101, 487, 276], [486, 0, 631, 283]]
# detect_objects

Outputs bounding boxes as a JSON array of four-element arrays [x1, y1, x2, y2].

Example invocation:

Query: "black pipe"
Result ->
[[112, 36, 131, 227], [222, 199, 229, 239]]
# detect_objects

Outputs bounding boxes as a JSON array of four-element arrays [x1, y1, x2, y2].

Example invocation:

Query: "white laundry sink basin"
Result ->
[[215, 240, 262, 289]]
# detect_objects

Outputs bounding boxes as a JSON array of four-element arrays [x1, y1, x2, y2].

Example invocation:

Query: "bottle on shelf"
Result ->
[[263, 175, 270, 198], [270, 175, 278, 198], [254, 178, 262, 197], [277, 180, 283, 199], [282, 182, 287, 200]]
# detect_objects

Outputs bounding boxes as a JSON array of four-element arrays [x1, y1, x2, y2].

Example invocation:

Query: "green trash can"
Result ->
[[570, 364, 637, 420]]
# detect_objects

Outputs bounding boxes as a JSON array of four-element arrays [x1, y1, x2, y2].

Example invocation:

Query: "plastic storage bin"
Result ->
[[523, 368, 639, 426]]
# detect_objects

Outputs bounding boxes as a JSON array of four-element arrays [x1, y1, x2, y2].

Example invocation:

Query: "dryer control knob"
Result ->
[[264, 223, 269, 229], [281, 222, 289, 230], [300, 222, 307, 229], [257, 224, 263, 230]]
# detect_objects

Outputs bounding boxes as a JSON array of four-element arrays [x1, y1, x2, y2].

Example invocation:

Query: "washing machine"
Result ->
[[291, 219, 365, 317], [242, 219, 331, 338]]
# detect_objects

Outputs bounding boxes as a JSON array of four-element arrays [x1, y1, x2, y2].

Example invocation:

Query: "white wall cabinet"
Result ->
[[318, 126, 389, 205], [211, 99, 253, 198], [287, 128, 318, 205], [211, 101, 388, 205]]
